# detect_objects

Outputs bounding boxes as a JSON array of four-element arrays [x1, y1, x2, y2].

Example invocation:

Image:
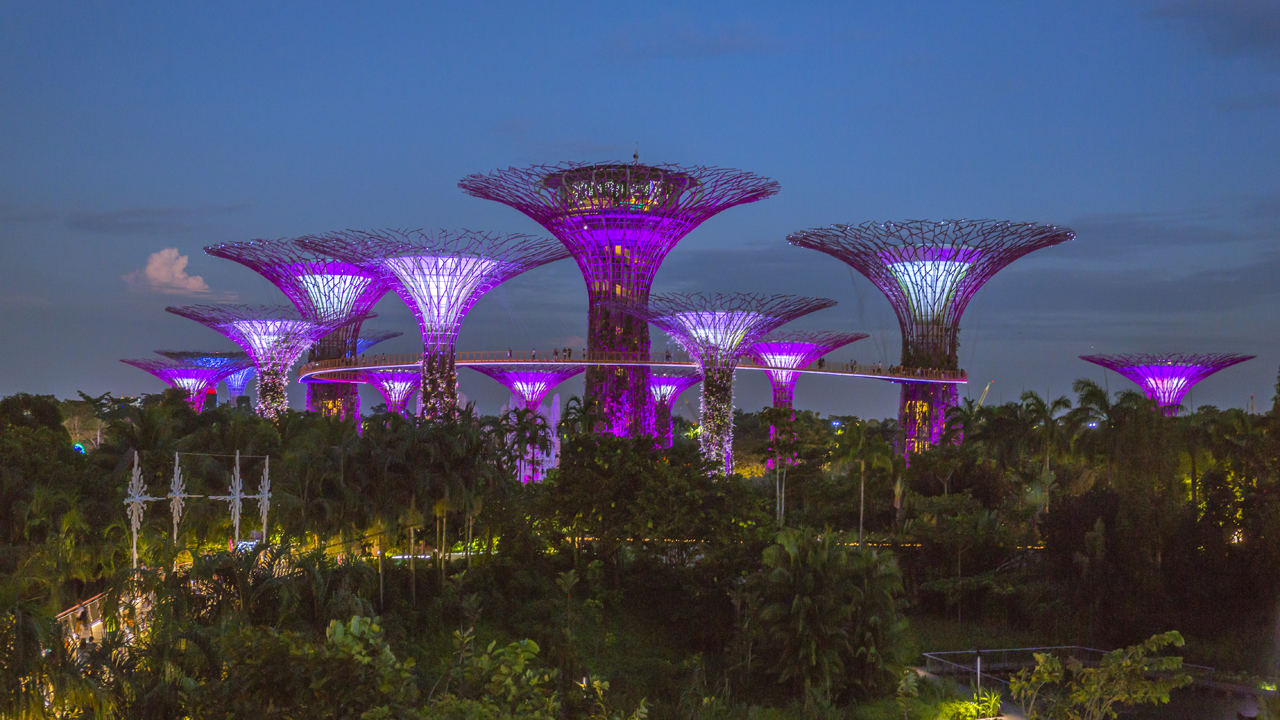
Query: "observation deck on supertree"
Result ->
[[122, 358, 246, 413], [608, 293, 836, 476], [355, 369, 422, 416], [300, 229, 569, 420], [747, 330, 869, 410], [788, 219, 1073, 457], [459, 161, 780, 437], [204, 238, 393, 420], [1080, 352, 1255, 415], [166, 304, 355, 419], [649, 369, 701, 449]]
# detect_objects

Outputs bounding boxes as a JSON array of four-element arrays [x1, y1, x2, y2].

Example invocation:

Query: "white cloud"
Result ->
[[123, 248, 210, 295]]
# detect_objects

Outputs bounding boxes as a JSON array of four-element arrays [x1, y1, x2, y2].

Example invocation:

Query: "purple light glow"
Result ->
[[747, 331, 869, 408], [460, 162, 780, 437], [357, 369, 422, 416], [122, 358, 243, 412], [223, 367, 255, 399], [469, 364, 585, 410], [1080, 352, 1255, 415], [649, 370, 701, 449]]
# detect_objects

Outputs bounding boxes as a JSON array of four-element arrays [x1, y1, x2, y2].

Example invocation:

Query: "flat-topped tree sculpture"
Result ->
[[154, 350, 253, 406], [356, 369, 422, 416], [301, 229, 569, 419], [608, 293, 836, 475], [122, 357, 250, 413], [789, 219, 1073, 457], [1080, 352, 1255, 415], [649, 370, 702, 449], [166, 305, 356, 419], [204, 239, 393, 420], [747, 330, 869, 410], [470, 364, 586, 482], [460, 161, 780, 437]]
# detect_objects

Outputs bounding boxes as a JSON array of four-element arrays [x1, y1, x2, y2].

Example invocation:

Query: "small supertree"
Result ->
[[470, 364, 585, 482], [166, 305, 353, 418], [649, 370, 702, 449], [301, 229, 569, 419], [223, 367, 256, 402], [789, 219, 1072, 457], [122, 358, 248, 413], [154, 350, 253, 402], [608, 293, 836, 475], [355, 369, 422, 416], [747, 330, 869, 409], [460, 161, 780, 437], [1080, 352, 1255, 415], [205, 238, 393, 420]]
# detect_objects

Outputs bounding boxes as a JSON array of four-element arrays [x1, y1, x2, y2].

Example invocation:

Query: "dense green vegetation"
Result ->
[[1, 376, 1275, 717]]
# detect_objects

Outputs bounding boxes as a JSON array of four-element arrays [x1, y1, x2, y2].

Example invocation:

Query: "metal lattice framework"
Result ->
[[789, 219, 1073, 457], [122, 358, 244, 413], [166, 305, 352, 419], [649, 369, 702, 449], [205, 238, 393, 420], [355, 329, 403, 355], [223, 367, 256, 400], [607, 293, 836, 475], [300, 229, 569, 420], [469, 364, 585, 410], [154, 350, 254, 401], [355, 369, 422, 416], [747, 330, 869, 409], [1080, 352, 1255, 415], [460, 161, 780, 438]]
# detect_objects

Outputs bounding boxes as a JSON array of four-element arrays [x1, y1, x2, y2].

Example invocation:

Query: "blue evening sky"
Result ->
[[2, 1, 1278, 418]]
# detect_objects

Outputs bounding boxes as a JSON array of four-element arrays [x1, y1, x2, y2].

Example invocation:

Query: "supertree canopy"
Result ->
[[747, 330, 869, 409], [166, 305, 353, 419], [356, 369, 422, 416], [205, 238, 393, 420], [300, 229, 569, 419], [649, 369, 702, 449], [469, 364, 586, 411], [223, 367, 256, 401], [788, 219, 1073, 457], [608, 293, 836, 475], [154, 350, 254, 405], [355, 329, 403, 355], [1080, 352, 1255, 415], [460, 161, 780, 437], [122, 358, 245, 412]]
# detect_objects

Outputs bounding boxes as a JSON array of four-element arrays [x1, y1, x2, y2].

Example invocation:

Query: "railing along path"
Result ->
[[299, 350, 968, 385]]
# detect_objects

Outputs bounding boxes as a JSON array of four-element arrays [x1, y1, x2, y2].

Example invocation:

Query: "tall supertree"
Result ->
[[1080, 352, 1255, 415], [155, 350, 252, 402], [470, 364, 585, 482], [789, 220, 1073, 457], [301, 229, 569, 419], [747, 330, 869, 410], [608, 293, 836, 475], [356, 369, 422, 416], [649, 370, 702, 449], [460, 161, 780, 437], [166, 305, 353, 418], [122, 358, 247, 412], [204, 238, 393, 420]]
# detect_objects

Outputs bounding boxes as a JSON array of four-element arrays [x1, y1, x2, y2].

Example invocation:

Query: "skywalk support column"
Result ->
[[460, 161, 779, 437], [789, 220, 1074, 460]]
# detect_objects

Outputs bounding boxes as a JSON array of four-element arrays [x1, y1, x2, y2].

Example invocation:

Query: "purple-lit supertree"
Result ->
[[355, 329, 403, 355], [301, 230, 569, 419], [1080, 353, 1255, 415], [747, 330, 869, 410], [649, 370, 702, 449], [204, 239, 393, 420], [789, 220, 1073, 457], [356, 369, 422, 416], [608, 293, 836, 475], [460, 161, 780, 437], [470, 364, 585, 482], [122, 358, 247, 413], [155, 350, 253, 403], [166, 305, 353, 419]]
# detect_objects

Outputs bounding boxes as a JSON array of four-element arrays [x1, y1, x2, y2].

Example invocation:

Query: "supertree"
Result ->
[[355, 369, 422, 416], [223, 367, 256, 402], [166, 305, 354, 418], [1080, 352, 1255, 415], [470, 364, 585, 482], [608, 293, 836, 475], [355, 329, 403, 355], [154, 350, 253, 402], [747, 330, 869, 409], [204, 238, 393, 420], [460, 161, 780, 437], [789, 220, 1073, 457], [300, 229, 569, 419], [649, 369, 702, 449], [122, 358, 246, 413]]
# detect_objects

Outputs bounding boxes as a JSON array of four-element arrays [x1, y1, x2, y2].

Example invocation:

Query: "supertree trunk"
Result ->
[[420, 348, 458, 419], [586, 303, 653, 436], [257, 365, 289, 419], [701, 366, 736, 476], [308, 382, 361, 420], [898, 381, 958, 457], [654, 401, 675, 449]]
